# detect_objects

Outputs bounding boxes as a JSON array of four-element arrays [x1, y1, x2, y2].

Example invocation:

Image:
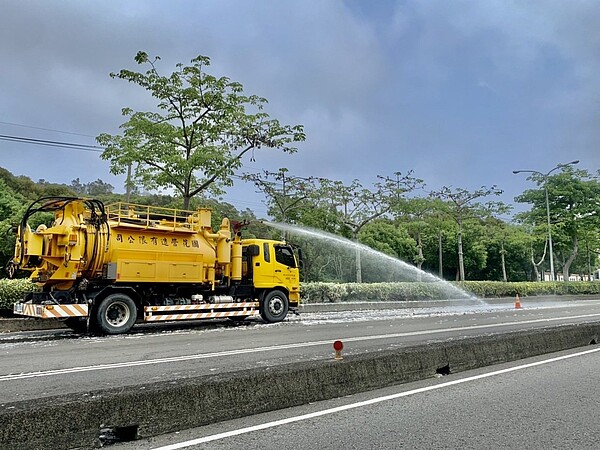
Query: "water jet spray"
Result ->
[[262, 221, 480, 302]]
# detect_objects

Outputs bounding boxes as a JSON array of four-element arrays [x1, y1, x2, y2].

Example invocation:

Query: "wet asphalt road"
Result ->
[[2, 296, 600, 405]]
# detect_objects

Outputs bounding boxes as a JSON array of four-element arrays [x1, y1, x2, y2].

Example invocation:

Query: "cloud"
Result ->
[[0, 0, 599, 217]]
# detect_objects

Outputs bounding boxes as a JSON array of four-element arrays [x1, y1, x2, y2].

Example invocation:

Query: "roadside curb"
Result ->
[[0, 318, 67, 333], [2, 322, 599, 449]]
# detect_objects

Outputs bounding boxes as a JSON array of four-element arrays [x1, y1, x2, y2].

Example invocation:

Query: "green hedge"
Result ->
[[0, 278, 38, 310], [300, 281, 600, 303], [454, 281, 600, 298]]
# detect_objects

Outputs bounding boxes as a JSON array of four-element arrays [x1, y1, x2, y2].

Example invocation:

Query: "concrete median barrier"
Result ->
[[2, 322, 600, 449]]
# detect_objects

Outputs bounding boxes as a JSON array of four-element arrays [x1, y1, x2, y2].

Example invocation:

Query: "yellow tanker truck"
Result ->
[[9, 197, 300, 334]]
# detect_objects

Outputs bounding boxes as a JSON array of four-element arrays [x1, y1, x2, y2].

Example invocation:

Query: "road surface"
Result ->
[[2, 296, 600, 405]]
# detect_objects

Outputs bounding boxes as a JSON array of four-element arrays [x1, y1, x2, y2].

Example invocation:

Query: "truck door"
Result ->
[[252, 242, 298, 289], [272, 244, 298, 287]]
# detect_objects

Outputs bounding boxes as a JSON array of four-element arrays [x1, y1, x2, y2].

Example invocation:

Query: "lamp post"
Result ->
[[513, 160, 579, 281]]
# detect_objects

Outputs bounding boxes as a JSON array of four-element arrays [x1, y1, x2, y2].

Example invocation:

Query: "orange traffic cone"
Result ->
[[515, 294, 522, 309]]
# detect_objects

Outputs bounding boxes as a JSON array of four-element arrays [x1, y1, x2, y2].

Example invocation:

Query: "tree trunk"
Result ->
[[438, 231, 443, 279], [457, 218, 465, 281], [562, 235, 579, 282], [531, 248, 540, 281], [354, 233, 362, 283], [416, 233, 424, 281], [500, 241, 507, 282], [530, 240, 547, 282], [586, 241, 592, 281]]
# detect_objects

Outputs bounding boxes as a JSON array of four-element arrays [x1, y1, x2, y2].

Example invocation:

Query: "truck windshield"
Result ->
[[274, 245, 296, 268]]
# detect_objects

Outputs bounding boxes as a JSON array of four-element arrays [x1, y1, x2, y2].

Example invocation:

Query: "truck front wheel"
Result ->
[[95, 293, 137, 335], [260, 290, 289, 323]]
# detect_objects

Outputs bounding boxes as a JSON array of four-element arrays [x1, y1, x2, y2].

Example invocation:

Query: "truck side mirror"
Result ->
[[296, 248, 304, 269]]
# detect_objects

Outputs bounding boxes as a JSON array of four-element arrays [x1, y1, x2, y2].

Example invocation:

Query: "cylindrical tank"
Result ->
[[231, 235, 243, 281], [14, 199, 227, 287]]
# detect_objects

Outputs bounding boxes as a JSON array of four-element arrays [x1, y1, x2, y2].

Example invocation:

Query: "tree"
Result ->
[[389, 197, 442, 276], [243, 168, 318, 223], [0, 169, 76, 201], [318, 173, 420, 282], [97, 51, 305, 210], [430, 185, 503, 281], [0, 179, 27, 270], [577, 225, 600, 280], [515, 167, 600, 280], [33, 180, 76, 198], [417, 200, 456, 279], [71, 178, 114, 196], [0, 168, 39, 200], [358, 220, 415, 260]]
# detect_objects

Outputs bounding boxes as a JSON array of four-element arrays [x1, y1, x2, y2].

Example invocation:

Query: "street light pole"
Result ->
[[513, 160, 579, 281], [544, 182, 554, 281]]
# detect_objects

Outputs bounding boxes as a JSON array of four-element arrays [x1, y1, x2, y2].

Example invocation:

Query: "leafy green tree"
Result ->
[[358, 220, 417, 261], [97, 51, 305, 209], [421, 218, 458, 279], [430, 185, 503, 281], [436, 217, 489, 281], [515, 167, 600, 280], [0, 168, 38, 200], [0, 179, 27, 270], [489, 219, 509, 282], [419, 201, 456, 279], [34, 180, 76, 197], [316, 173, 421, 282], [277, 196, 353, 282], [523, 225, 549, 281], [502, 224, 534, 281], [578, 228, 600, 280], [71, 178, 114, 196], [0, 168, 76, 201], [310, 178, 388, 283], [389, 196, 448, 278], [294, 202, 348, 236]]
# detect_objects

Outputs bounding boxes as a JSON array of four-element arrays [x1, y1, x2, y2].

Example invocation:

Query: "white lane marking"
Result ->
[[152, 346, 600, 449], [2, 312, 600, 381]]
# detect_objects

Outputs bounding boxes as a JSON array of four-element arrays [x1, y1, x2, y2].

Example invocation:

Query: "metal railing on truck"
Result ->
[[106, 202, 204, 232]]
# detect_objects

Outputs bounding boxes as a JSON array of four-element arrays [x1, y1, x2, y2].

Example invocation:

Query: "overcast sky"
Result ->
[[1, 0, 599, 217]]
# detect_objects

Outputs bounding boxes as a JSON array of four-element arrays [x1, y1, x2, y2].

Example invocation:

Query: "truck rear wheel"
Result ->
[[95, 294, 137, 335], [260, 290, 289, 323]]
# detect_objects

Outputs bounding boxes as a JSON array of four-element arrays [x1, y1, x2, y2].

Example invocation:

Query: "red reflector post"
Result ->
[[333, 340, 343, 360]]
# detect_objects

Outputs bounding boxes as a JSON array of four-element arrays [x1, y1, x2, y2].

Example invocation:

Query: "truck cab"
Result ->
[[241, 239, 300, 308]]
